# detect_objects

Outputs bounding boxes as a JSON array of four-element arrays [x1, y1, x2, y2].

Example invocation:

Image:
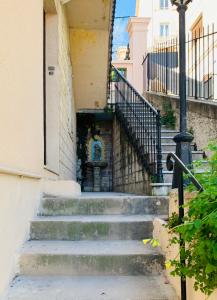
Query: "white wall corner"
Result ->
[[127, 17, 151, 35]]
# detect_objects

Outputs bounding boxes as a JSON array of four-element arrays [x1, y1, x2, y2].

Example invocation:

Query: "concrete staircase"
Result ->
[[5, 193, 178, 300], [151, 129, 204, 196]]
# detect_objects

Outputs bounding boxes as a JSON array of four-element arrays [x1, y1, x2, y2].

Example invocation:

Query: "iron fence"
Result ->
[[143, 25, 217, 101], [110, 66, 163, 185]]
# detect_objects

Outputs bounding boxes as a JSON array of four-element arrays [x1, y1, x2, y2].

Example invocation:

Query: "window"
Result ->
[[160, 0, 169, 9], [160, 24, 169, 37]]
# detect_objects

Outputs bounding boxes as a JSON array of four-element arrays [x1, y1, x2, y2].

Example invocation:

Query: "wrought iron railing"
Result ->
[[110, 65, 163, 183], [143, 25, 217, 101]]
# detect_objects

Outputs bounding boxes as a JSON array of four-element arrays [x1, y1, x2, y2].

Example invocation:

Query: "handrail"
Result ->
[[110, 65, 164, 184], [112, 65, 158, 114], [166, 152, 204, 192], [166, 152, 204, 300], [142, 53, 149, 65]]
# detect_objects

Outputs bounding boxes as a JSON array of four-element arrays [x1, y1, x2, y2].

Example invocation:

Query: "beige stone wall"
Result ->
[[70, 29, 109, 111], [113, 117, 151, 194], [0, 0, 44, 296], [153, 189, 217, 300], [57, 2, 77, 180], [0, 176, 42, 298], [0, 0, 78, 296], [146, 92, 217, 152]]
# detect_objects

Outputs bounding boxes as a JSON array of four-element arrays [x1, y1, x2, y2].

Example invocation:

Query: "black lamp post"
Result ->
[[170, 1, 193, 300], [171, 0, 193, 186]]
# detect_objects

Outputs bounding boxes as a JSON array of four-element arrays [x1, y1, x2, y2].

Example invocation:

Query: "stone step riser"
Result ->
[[161, 131, 179, 137], [20, 253, 164, 276], [128, 127, 178, 137], [161, 144, 195, 152], [151, 184, 172, 197], [161, 137, 175, 144], [162, 152, 203, 161], [163, 173, 173, 183], [40, 197, 168, 216], [30, 220, 153, 241], [162, 160, 208, 171]]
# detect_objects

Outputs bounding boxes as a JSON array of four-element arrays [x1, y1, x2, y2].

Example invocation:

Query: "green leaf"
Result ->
[[205, 264, 216, 274]]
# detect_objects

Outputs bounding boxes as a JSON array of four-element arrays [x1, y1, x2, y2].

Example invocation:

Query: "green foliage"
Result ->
[[143, 238, 160, 248], [161, 102, 176, 129], [167, 141, 217, 296], [166, 212, 179, 230]]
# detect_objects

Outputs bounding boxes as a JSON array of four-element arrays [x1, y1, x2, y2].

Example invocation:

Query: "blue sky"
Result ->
[[113, 0, 136, 58]]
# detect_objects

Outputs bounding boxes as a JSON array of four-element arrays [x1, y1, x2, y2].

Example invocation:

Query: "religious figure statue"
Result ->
[[93, 142, 102, 161]]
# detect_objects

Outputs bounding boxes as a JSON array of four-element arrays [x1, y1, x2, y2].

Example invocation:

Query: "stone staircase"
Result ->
[[5, 193, 178, 300], [151, 128, 204, 196]]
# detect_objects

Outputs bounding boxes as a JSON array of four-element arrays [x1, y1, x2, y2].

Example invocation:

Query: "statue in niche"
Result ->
[[92, 141, 102, 161]]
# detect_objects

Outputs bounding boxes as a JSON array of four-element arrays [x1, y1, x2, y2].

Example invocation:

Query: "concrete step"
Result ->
[[40, 195, 168, 216], [30, 215, 167, 241], [151, 183, 172, 196], [19, 240, 164, 276], [162, 159, 208, 170], [162, 150, 204, 161], [163, 171, 173, 183], [161, 143, 195, 152], [161, 136, 175, 143], [5, 275, 178, 300], [163, 169, 205, 184], [128, 122, 157, 128], [128, 127, 178, 138]]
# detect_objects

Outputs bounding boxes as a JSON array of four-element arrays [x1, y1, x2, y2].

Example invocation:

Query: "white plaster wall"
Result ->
[[45, 13, 60, 174], [0, 176, 42, 298], [137, 0, 217, 48], [127, 18, 150, 93], [112, 61, 133, 84], [70, 29, 109, 110], [136, 0, 178, 49], [0, 0, 44, 173], [0, 0, 79, 296], [0, 0, 44, 297], [57, 2, 77, 180], [186, 0, 217, 30]]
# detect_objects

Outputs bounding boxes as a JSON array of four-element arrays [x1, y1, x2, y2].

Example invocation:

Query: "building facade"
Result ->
[[136, 0, 178, 49], [0, 0, 114, 297], [112, 17, 150, 93]]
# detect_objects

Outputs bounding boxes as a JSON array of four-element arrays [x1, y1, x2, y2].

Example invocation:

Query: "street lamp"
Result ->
[[170, 1, 193, 300], [171, 0, 193, 181]]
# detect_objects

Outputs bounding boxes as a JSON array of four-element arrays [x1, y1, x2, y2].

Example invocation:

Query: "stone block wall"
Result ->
[[146, 92, 217, 152], [58, 2, 77, 180], [113, 117, 151, 195], [77, 117, 113, 192]]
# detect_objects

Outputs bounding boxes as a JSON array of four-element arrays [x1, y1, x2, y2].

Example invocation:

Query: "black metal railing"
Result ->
[[166, 152, 204, 300], [110, 66, 163, 183], [143, 25, 217, 101]]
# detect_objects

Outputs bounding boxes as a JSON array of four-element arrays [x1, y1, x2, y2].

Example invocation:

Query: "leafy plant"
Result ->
[[143, 239, 160, 248], [167, 141, 217, 296], [161, 102, 176, 129]]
